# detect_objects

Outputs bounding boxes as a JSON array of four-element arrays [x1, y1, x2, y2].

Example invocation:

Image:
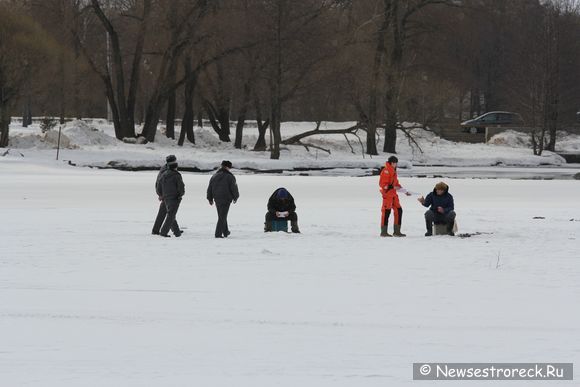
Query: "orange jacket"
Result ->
[[379, 162, 401, 197]]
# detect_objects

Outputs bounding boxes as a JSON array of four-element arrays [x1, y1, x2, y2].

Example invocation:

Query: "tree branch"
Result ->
[[281, 124, 364, 145]]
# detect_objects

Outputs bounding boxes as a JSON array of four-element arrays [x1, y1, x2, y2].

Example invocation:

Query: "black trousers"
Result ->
[[215, 201, 231, 237], [382, 207, 403, 226], [425, 209, 456, 229], [265, 211, 298, 222], [160, 199, 181, 236], [153, 200, 180, 234]]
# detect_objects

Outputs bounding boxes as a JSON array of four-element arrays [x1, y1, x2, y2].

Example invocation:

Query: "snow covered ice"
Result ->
[[1, 157, 579, 386]]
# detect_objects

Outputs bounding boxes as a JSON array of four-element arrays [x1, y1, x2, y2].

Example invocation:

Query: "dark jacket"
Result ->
[[155, 164, 168, 196], [422, 187, 454, 214], [207, 168, 239, 203], [160, 168, 185, 201], [267, 188, 296, 214]]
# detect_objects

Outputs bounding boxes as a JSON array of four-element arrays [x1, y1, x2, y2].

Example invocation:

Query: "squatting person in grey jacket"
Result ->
[[152, 155, 182, 236], [207, 160, 239, 238], [158, 157, 185, 237]]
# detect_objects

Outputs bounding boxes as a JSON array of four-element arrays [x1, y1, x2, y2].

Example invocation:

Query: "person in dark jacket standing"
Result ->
[[158, 158, 185, 237], [418, 181, 456, 236], [152, 155, 182, 235], [207, 160, 239, 238], [264, 187, 300, 233]]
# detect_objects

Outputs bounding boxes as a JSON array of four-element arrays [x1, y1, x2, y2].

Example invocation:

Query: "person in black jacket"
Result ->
[[207, 160, 239, 238], [418, 181, 456, 236], [264, 187, 300, 233], [158, 158, 185, 237], [152, 155, 182, 235]]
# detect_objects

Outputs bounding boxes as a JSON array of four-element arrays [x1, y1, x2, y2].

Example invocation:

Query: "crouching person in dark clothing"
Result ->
[[207, 160, 239, 238], [418, 182, 456, 236], [159, 159, 185, 237], [265, 188, 300, 233]]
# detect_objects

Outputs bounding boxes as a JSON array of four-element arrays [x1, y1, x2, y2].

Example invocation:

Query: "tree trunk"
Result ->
[[254, 120, 269, 151], [179, 59, 196, 146], [197, 111, 203, 128], [546, 11, 560, 153], [127, 0, 152, 131], [234, 81, 252, 149], [270, 1, 283, 160], [108, 31, 131, 138], [253, 94, 268, 151], [73, 36, 82, 120], [270, 77, 282, 159], [270, 103, 281, 159], [142, 94, 165, 142], [204, 100, 230, 142], [458, 90, 465, 121], [59, 51, 66, 125], [203, 61, 231, 142], [382, 0, 404, 155], [383, 73, 397, 154], [365, 0, 388, 156], [218, 106, 231, 141], [90, 0, 141, 139], [234, 113, 246, 149], [103, 77, 122, 138], [140, 38, 183, 142], [383, 111, 397, 154], [0, 102, 11, 148], [23, 98, 32, 127], [166, 84, 176, 139], [366, 123, 378, 155]]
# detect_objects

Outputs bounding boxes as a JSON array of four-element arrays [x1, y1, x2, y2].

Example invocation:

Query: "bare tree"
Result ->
[[0, 3, 55, 147], [73, 0, 152, 139], [256, 0, 336, 159]]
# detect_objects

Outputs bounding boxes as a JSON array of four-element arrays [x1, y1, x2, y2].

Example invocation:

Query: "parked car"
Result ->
[[460, 111, 524, 134]]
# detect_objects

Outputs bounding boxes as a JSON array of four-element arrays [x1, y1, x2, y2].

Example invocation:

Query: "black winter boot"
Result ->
[[393, 224, 406, 237], [291, 221, 300, 233], [380, 226, 392, 237], [446, 221, 454, 236], [425, 220, 433, 237], [264, 221, 272, 232]]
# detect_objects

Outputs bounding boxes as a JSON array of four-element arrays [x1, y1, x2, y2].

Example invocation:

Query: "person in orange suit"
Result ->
[[379, 156, 411, 237]]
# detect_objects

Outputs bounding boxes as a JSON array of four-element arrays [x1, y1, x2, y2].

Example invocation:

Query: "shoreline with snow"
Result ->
[[3, 119, 580, 179]]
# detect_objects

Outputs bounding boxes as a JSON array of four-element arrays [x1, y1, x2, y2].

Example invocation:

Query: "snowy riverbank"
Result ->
[[4, 120, 576, 175]]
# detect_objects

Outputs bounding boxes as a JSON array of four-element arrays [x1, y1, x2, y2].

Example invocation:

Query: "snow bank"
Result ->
[[489, 129, 580, 153], [7, 120, 117, 149], [556, 131, 580, 152], [59, 120, 118, 147], [8, 132, 54, 149], [6, 120, 576, 171], [488, 129, 532, 148]]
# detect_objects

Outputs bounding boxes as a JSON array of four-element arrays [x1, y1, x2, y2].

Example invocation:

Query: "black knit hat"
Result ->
[[166, 154, 177, 163], [387, 156, 398, 164], [221, 160, 233, 168]]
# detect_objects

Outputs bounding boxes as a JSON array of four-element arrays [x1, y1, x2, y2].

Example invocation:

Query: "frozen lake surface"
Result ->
[[0, 161, 579, 386]]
